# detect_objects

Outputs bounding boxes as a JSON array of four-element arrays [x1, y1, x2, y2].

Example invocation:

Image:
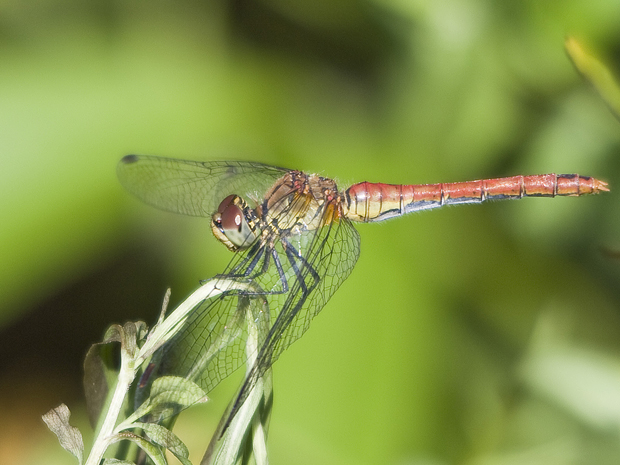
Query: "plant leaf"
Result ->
[[42, 404, 84, 464], [150, 376, 209, 408], [132, 422, 192, 465], [144, 376, 209, 425], [120, 321, 143, 358], [102, 460, 137, 465], [118, 376, 208, 429], [83, 338, 117, 427], [110, 432, 168, 465], [566, 36, 620, 122], [84, 321, 149, 427]]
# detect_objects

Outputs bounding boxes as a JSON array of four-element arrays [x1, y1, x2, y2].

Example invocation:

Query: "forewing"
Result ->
[[117, 155, 289, 216]]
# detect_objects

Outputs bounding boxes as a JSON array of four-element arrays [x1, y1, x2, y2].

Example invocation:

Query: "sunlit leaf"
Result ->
[[203, 370, 272, 465], [566, 36, 620, 121]]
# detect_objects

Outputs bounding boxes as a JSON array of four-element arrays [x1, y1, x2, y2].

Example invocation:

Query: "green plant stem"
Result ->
[[84, 277, 247, 465], [85, 351, 136, 465]]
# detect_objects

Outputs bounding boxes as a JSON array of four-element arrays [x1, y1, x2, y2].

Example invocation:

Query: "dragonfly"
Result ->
[[117, 154, 608, 434]]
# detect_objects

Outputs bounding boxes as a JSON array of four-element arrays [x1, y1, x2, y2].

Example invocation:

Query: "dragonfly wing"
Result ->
[[222, 215, 361, 433], [134, 175, 361, 432], [142, 231, 286, 403], [117, 155, 289, 217]]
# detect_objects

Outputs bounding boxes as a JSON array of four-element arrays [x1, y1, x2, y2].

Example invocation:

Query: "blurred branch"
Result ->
[[565, 36, 620, 122]]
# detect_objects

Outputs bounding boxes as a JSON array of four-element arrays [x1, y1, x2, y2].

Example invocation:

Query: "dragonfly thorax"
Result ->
[[211, 194, 262, 251]]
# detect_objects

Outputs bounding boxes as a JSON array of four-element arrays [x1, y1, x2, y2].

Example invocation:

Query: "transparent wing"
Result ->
[[222, 213, 361, 432], [117, 155, 289, 216], [139, 200, 361, 431]]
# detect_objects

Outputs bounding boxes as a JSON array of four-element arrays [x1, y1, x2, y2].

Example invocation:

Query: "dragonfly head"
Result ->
[[211, 195, 261, 251]]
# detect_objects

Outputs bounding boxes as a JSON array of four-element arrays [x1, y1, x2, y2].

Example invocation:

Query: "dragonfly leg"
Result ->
[[280, 237, 321, 296], [230, 241, 264, 276], [240, 243, 267, 278], [211, 241, 291, 297], [268, 246, 289, 294], [208, 242, 267, 284], [283, 246, 309, 294], [233, 246, 291, 296]]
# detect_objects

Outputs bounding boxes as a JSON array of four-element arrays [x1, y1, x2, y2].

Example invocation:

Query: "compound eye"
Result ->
[[217, 195, 237, 214], [211, 195, 260, 251], [219, 202, 243, 232]]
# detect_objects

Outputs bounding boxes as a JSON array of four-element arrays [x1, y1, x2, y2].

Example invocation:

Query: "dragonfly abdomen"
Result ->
[[344, 174, 608, 222]]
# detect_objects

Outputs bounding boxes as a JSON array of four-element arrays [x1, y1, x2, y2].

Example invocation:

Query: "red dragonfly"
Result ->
[[117, 154, 608, 433]]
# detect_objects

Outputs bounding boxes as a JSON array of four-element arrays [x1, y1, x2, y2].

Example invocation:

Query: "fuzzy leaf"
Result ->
[[42, 404, 84, 464]]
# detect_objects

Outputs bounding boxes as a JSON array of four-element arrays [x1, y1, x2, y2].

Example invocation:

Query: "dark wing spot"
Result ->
[[121, 154, 140, 164]]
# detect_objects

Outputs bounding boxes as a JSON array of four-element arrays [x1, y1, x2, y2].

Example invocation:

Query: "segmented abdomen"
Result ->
[[344, 174, 608, 223]]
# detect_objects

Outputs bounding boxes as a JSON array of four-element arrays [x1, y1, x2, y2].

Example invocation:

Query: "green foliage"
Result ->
[[7, 1, 620, 464], [44, 280, 274, 464]]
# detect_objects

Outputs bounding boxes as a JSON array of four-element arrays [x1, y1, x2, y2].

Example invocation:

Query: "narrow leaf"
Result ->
[[83, 339, 116, 427], [566, 36, 620, 121], [120, 322, 140, 358], [110, 432, 168, 465], [118, 397, 154, 428], [42, 404, 84, 464], [202, 371, 272, 465], [103, 460, 136, 465], [129, 376, 209, 425], [85, 321, 149, 426], [119, 376, 209, 429], [133, 422, 192, 465], [157, 288, 172, 325]]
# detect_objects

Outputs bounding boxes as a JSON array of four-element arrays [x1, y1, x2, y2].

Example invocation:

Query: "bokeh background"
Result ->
[[2, 0, 620, 464]]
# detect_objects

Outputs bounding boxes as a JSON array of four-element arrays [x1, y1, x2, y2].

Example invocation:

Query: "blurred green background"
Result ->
[[2, 0, 620, 464]]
